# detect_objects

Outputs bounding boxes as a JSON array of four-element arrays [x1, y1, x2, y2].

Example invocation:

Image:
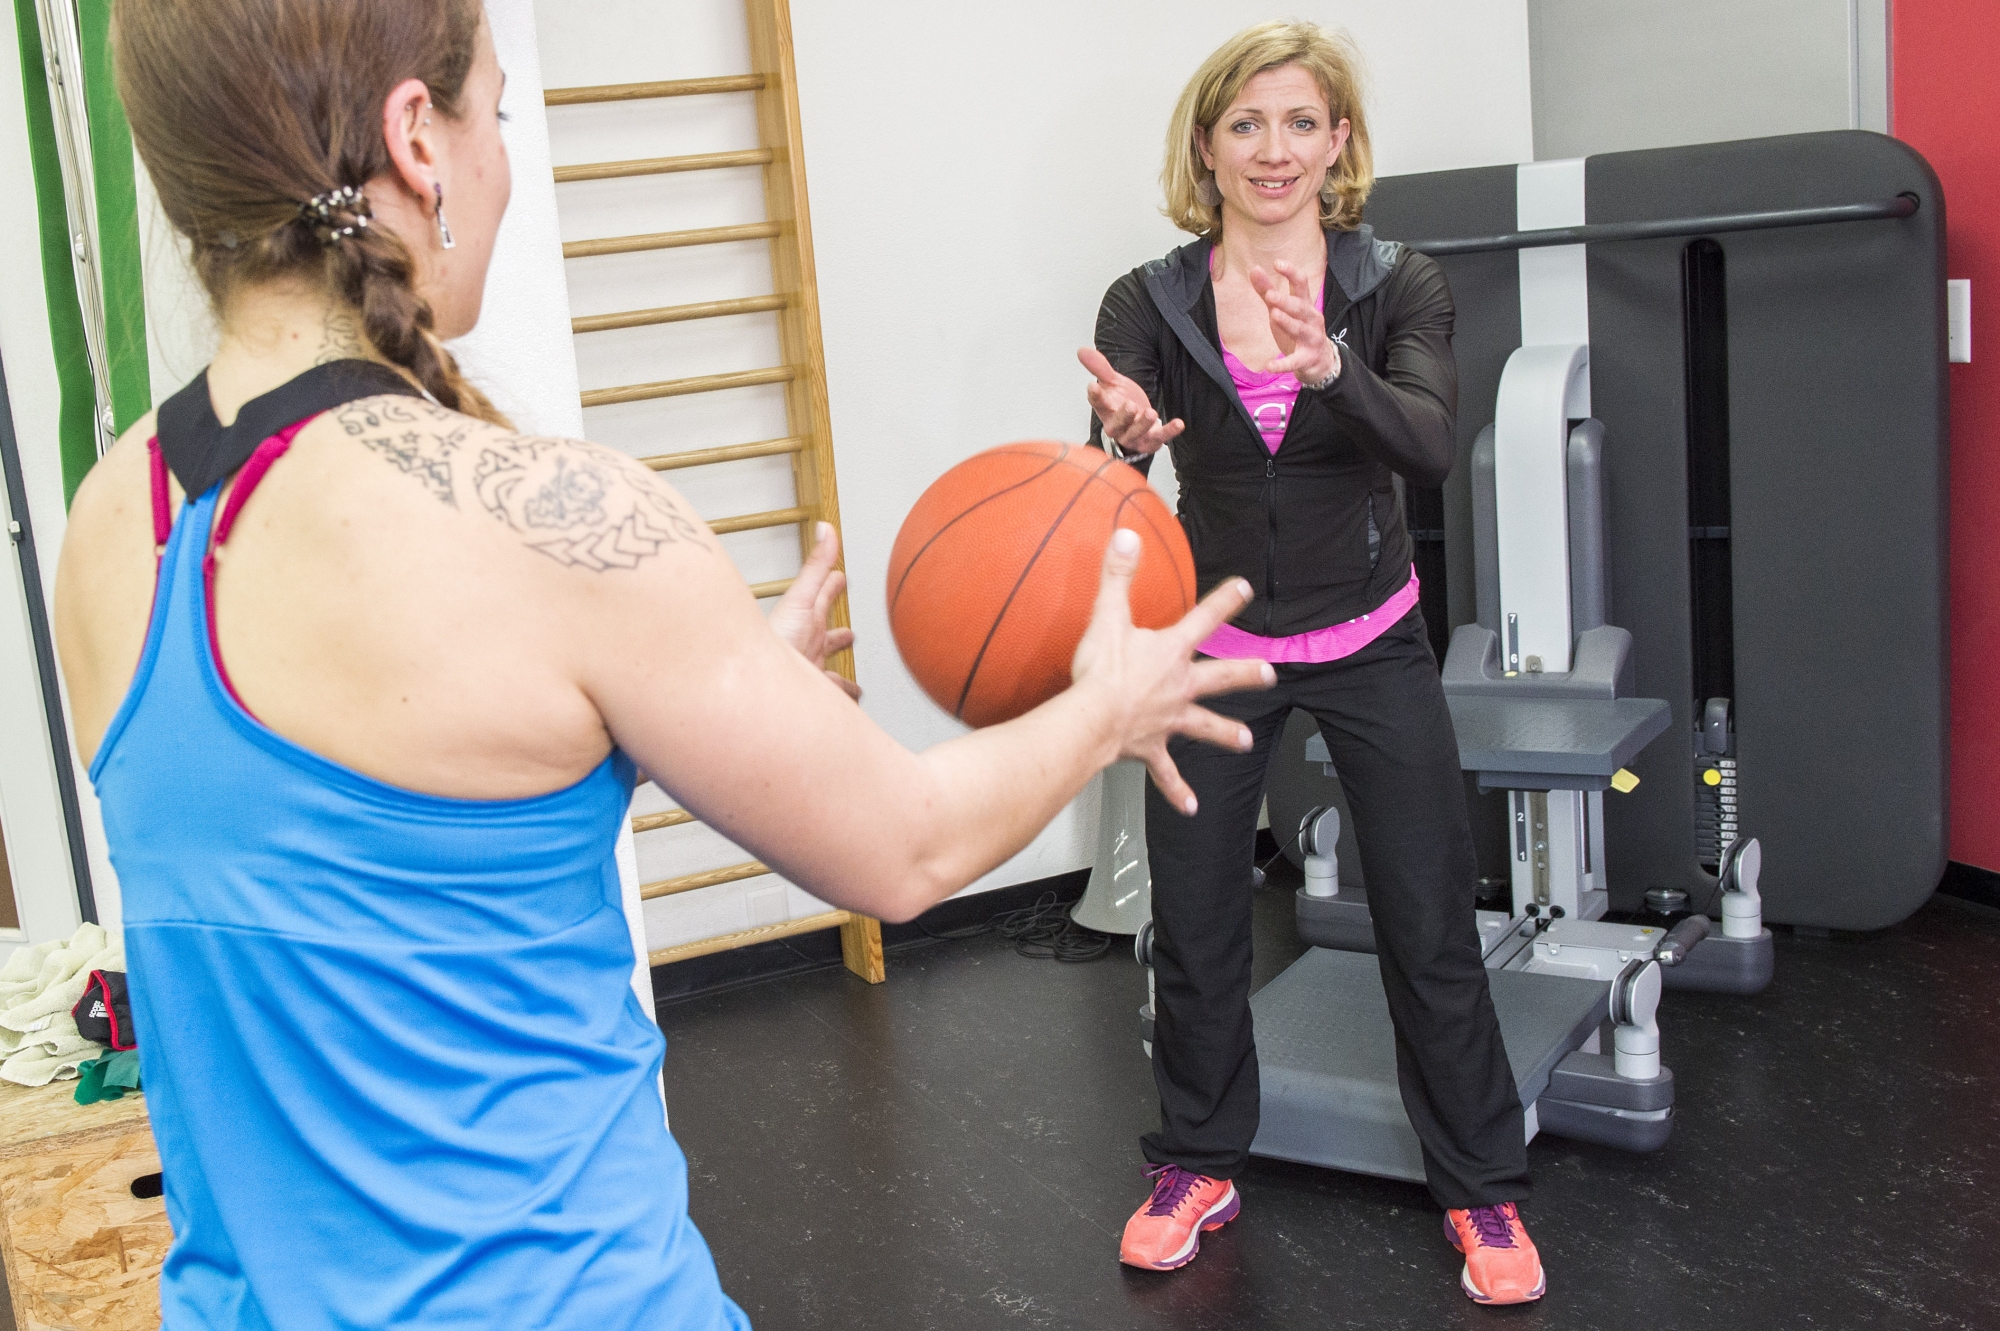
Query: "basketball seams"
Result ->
[[951, 453, 1119, 719], [892, 441, 1196, 725], [888, 446, 1074, 612], [1057, 456, 1185, 607], [1080, 454, 1192, 612], [1110, 487, 1194, 613]]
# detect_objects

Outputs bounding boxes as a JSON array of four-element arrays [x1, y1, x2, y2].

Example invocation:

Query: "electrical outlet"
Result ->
[[1949, 279, 1971, 362]]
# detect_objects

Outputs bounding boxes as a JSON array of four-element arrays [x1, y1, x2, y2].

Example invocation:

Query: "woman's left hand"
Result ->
[[1252, 259, 1341, 387], [768, 522, 862, 700]]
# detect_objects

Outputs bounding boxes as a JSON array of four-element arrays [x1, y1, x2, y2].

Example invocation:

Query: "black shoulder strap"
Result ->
[[156, 359, 425, 499]]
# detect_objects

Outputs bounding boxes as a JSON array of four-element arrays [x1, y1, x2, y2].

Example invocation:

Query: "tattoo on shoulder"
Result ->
[[473, 437, 711, 570], [331, 397, 467, 507], [329, 398, 711, 570]]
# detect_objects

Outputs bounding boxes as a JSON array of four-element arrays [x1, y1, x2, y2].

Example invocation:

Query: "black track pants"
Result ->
[[1139, 607, 1530, 1209]]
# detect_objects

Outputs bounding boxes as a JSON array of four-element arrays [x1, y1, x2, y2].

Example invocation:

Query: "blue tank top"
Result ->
[[89, 384, 751, 1330]]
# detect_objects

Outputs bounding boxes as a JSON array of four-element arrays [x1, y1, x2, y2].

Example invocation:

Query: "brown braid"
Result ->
[[112, 0, 510, 427], [323, 213, 507, 424]]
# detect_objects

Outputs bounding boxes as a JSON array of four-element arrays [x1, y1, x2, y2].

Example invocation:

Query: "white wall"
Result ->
[[535, 0, 1534, 949], [450, 2, 585, 439], [1528, 0, 1890, 161], [787, 2, 1535, 888]]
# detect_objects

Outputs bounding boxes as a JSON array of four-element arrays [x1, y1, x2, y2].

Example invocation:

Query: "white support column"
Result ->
[[1517, 157, 1592, 360], [1495, 159, 1594, 679], [1500, 158, 1608, 924], [1493, 343, 1586, 675]]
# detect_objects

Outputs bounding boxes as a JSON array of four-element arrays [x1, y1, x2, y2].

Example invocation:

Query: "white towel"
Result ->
[[0, 1032, 105, 1088], [0, 922, 107, 1009], [0, 923, 122, 1086], [0, 942, 121, 1036]]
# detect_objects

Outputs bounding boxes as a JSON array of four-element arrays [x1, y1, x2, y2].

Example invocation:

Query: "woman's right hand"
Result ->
[[1079, 347, 1185, 456], [1070, 528, 1273, 814]]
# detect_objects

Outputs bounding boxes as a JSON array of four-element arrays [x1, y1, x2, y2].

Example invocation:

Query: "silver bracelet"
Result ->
[[1303, 356, 1342, 393]]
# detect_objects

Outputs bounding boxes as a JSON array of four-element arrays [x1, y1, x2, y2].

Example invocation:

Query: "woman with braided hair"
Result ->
[[52, 1, 1271, 1326]]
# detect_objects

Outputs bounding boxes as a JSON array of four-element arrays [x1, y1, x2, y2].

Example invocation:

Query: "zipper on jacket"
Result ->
[[1263, 456, 1278, 635]]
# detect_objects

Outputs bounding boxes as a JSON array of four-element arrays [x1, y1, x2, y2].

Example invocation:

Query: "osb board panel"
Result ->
[[0, 1085, 147, 1161], [0, 1129, 167, 1331]]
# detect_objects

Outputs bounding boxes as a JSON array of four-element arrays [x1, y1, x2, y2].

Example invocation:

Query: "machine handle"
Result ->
[[1406, 193, 1919, 257], [1654, 913, 1712, 966]]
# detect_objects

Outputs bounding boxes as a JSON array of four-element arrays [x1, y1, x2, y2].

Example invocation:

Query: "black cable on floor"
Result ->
[[919, 891, 1113, 962]]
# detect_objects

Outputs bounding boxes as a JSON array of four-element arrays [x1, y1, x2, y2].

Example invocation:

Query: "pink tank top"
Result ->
[[1202, 255, 1416, 663], [1218, 274, 1325, 455], [1224, 349, 1302, 455]]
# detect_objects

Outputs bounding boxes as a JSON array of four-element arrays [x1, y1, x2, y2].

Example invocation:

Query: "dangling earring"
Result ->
[[1196, 173, 1223, 208], [433, 182, 456, 250]]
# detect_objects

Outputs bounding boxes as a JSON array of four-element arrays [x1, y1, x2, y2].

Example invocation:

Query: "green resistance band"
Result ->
[[12, 0, 149, 506], [76, 0, 148, 437], [11, 0, 95, 506]]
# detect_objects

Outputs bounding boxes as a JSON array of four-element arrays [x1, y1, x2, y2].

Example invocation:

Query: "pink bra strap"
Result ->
[[213, 415, 317, 546], [147, 437, 171, 551], [202, 413, 322, 717]]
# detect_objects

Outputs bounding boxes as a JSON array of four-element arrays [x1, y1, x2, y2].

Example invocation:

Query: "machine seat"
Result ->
[[1445, 694, 1670, 792]]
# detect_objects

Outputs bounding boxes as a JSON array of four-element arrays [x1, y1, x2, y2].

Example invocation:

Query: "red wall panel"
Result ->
[[1895, 0, 2000, 870]]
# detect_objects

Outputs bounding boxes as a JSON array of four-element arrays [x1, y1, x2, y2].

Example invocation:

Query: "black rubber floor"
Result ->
[[658, 884, 2000, 1330]]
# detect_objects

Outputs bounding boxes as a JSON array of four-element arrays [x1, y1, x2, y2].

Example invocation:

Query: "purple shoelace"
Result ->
[[1465, 1203, 1519, 1249], [1143, 1164, 1204, 1217]]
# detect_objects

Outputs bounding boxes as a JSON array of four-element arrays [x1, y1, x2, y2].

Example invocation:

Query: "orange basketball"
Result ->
[[887, 441, 1197, 728]]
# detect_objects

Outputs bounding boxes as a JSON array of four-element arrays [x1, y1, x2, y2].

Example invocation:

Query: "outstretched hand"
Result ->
[[1078, 347, 1185, 456], [769, 522, 862, 701], [1069, 528, 1274, 815], [1249, 260, 1341, 386]]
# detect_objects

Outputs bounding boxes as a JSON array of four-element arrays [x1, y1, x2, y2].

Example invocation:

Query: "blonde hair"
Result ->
[[1162, 20, 1374, 238]]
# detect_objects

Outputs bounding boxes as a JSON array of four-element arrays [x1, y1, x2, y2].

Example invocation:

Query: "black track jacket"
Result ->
[[1089, 226, 1457, 638]]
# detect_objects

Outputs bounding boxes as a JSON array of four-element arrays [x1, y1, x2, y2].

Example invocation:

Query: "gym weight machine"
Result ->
[[1132, 131, 1944, 1179]]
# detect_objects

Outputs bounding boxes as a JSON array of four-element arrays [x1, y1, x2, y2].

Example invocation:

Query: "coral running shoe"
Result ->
[[1444, 1203, 1546, 1304], [1119, 1165, 1240, 1270]]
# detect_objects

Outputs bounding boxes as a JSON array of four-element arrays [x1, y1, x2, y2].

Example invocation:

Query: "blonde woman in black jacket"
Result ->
[[1081, 21, 1546, 1305]]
